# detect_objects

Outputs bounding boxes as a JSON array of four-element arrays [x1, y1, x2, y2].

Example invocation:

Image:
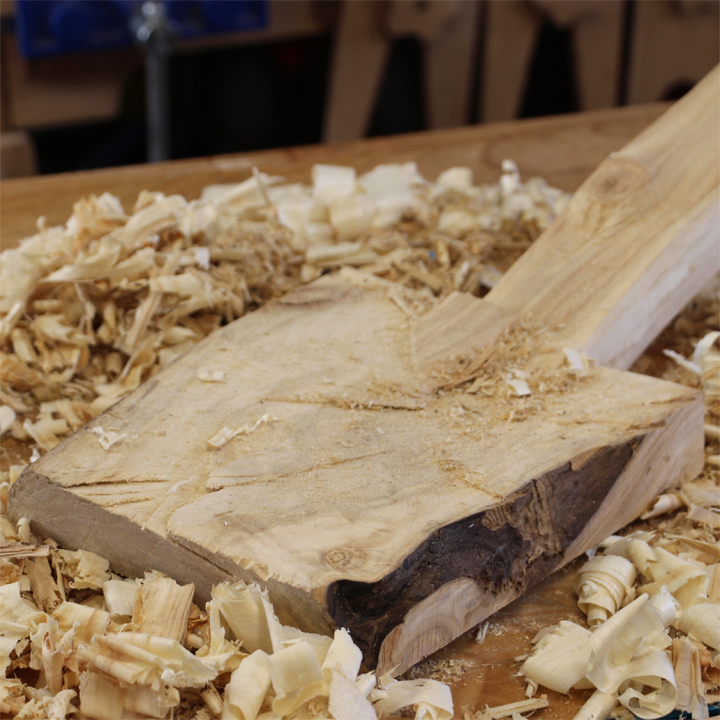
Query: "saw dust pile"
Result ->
[[1, 160, 719, 720], [0, 161, 568, 462], [0, 512, 453, 719]]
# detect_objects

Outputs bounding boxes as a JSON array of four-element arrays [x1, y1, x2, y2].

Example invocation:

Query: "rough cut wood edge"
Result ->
[[370, 392, 704, 675], [6, 470, 336, 636], [486, 65, 720, 370]]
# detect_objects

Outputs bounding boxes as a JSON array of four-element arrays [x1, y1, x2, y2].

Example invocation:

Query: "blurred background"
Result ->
[[1, 0, 718, 178]]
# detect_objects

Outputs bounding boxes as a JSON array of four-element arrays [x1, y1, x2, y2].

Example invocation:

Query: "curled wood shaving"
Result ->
[[674, 636, 709, 719], [0, 163, 567, 465], [574, 554, 636, 627], [206, 414, 276, 450]]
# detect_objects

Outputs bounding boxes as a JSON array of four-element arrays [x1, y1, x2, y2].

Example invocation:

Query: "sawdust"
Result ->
[[404, 657, 477, 683], [0, 163, 568, 471], [1, 164, 717, 719]]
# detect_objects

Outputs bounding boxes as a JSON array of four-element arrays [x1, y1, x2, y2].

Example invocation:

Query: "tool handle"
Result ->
[[487, 65, 720, 369]]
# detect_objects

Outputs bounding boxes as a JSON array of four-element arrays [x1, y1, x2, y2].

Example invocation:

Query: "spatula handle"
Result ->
[[487, 65, 720, 369]]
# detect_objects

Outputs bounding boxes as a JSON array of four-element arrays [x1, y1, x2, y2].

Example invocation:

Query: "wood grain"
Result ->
[[487, 66, 720, 370], [0, 104, 668, 250], [8, 272, 704, 675], [0, 101, 702, 715]]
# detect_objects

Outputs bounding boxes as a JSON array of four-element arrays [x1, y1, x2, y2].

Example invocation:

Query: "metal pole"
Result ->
[[134, 2, 174, 163]]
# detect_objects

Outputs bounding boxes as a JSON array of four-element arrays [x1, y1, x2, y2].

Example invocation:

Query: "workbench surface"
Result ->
[[0, 103, 670, 718]]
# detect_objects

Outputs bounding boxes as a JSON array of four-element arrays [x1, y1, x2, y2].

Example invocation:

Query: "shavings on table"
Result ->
[[520, 467, 720, 720], [0, 508, 453, 719], [1, 162, 718, 719], [0, 162, 569, 469]]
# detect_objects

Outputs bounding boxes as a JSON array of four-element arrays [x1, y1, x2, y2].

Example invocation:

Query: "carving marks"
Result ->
[[326, 436, 643, 667]]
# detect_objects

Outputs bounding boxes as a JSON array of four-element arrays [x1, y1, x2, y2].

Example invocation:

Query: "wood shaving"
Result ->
[[465, 695, 549, 719], [1, 163, 717, 718], [206, 414, 276, 450], [0, 163, 567, 468], [0, 503, 462, 720]]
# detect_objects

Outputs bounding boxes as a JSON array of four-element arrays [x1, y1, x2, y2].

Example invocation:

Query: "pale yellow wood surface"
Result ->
[[487, 65, 720, 370], [9, 270, 703, 675]]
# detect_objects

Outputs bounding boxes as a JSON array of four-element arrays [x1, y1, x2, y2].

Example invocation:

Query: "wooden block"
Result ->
[[7, 70, 717, 675], [8, 272, 704, 675]]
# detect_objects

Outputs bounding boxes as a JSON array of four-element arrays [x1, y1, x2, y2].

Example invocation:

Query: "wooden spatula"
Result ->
[[10, 66, 719, 676]]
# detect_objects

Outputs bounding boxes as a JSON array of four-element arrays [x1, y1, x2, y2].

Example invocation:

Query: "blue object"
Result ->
[[15, 0, 267, 58]]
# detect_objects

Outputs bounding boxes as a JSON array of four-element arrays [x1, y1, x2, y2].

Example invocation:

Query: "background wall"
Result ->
[[1, 0, 718, 177]]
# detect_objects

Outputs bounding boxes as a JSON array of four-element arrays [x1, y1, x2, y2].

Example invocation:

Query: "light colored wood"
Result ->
[[379, 388, 703, 677], [0, 103, 668, 250], [323, 1, 390, 142], [423, 0, 480, 129], [487, 65, 720, 369], [627, 0, 720, 104], [134, 577, 194, 644], [8, 268, 703, 674]]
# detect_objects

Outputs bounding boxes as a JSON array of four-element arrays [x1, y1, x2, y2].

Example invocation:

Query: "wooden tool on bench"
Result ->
[[10, 67, 719, 676]]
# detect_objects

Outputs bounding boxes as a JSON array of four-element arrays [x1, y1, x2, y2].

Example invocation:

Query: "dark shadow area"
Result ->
[[28, 16, 611, 174]]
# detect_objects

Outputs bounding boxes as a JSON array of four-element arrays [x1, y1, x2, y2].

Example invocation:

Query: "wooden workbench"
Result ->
[[0, 104, 670, 718]]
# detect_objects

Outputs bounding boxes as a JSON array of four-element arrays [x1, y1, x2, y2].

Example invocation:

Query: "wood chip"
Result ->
[[0, 540, 51, 558]]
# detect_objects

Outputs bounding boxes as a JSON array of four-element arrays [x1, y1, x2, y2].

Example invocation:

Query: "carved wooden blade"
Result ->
[[9, 272, 703, 674], [487, 65, 720, 369], [9, 67, 718, 675]]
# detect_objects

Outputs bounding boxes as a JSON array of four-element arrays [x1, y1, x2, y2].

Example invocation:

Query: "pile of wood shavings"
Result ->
[[520, 488, 720, 720], [0, 510, 454, 719], [1, 162, 718, 720], [0, 161, 568, 468]]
